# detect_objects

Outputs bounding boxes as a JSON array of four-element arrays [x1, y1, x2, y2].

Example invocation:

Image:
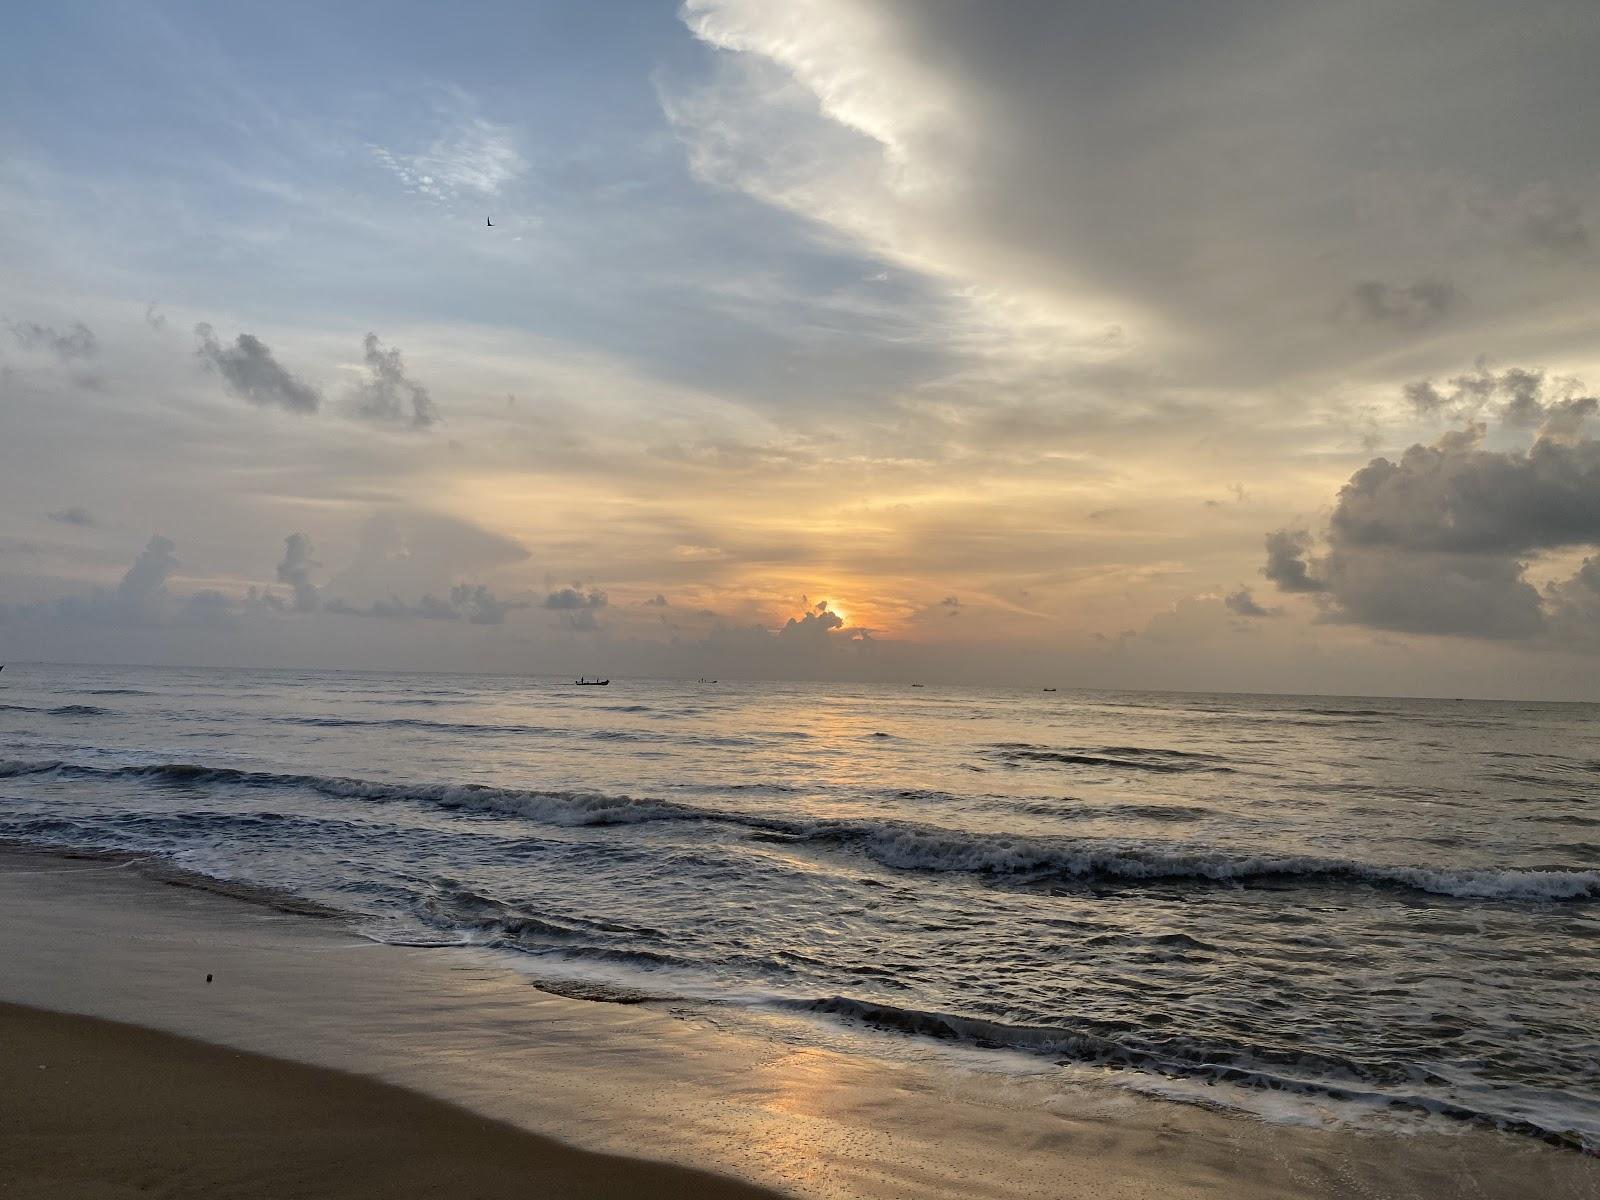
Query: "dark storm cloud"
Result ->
[[1343, 280, 1458, 330], [1328, 435, 1600, 556], [47, 507, 95, 528], [275, 533, 320, 613], [1223, 587, 1274, 617], [1262, 392, 1600, 639], [194, 324, 321, 414], [7, 320, 97, 360], [349, 333, 438, 429], [1262, 529, 1326, 594], [1317, 547, 1546, 640]]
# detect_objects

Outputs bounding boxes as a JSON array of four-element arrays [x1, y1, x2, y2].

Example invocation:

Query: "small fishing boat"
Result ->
[[575, 677, 610, 686]]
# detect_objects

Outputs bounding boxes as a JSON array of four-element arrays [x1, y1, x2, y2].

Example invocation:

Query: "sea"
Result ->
[[1, 662, 1596, 1152]]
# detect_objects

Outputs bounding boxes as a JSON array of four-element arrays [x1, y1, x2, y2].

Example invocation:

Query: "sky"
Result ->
[[3, 0, 1600, 698]]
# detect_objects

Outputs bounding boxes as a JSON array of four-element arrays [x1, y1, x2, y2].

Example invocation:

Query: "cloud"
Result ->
[[180, 589, 239, 630], [539, 586, 608, 632], [47, 506, 95, 528], [9, 535, 254, 634], [1328, 434, 1600, 557], [645, 593, 670, 607], [144, 302, 166, 331], [780, 602, 844, 640], [348, 333, 439, 429], [369, 91, 526, 202], [1343, 279, 1458, 330], [1541, 396, 1600, 444], [275, 533, 320, 613], [670, 0, 1600, 397], [365, 593, 460, 621], [544, 586, 608, 611], [1261, 397, 1600, 639], [194, 324, 321, 413], [327, 512, 529, 606], [450, 584, 527, 625], [1400, 364, 1597, 442], [1546, 557, 1600, 644], [262, 518, 529, 627], [1517, 188, 1591, 258], [1223, 587, 1275, 617], [7, 319, 96, 361], [1262, 529, 1326, 594], [116, 534, 179, 617], [320, 583, 524, 625]]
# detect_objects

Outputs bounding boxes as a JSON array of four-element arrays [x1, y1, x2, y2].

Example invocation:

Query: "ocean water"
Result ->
[[1, 662, 1596, 1151]]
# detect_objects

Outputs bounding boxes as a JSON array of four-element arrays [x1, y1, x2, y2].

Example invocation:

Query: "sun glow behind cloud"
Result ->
[[3, 1, 1600, 695]]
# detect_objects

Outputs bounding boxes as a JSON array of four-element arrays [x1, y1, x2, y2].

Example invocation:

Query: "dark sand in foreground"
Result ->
[[1, 1001, 780, 1200]]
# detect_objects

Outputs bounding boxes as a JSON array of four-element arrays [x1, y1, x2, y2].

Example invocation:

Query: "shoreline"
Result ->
[[1, 1001, 781, 1200], [2, 846, 1597, 1199]]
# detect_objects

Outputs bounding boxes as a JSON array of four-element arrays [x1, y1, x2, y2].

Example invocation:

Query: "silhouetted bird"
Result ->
[[486, 217, 494, 227]]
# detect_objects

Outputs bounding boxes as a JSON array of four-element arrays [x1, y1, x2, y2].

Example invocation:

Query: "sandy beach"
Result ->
[[1, 847, 1597, 1200], [1, 1001, 779, 1200]]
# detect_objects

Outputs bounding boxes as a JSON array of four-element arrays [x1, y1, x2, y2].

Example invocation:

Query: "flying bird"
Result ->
[[486, 217, 494, 227]]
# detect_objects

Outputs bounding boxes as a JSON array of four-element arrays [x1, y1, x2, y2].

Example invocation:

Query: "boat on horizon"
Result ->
[[575, 677, 610, 686]]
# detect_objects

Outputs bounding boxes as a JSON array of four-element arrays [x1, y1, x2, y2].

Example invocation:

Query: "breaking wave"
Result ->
[[778, 996, 1594, 1152], [2, 757, 1593, 902], [986, 743, 1236, 773], [0, 702, 111, 717]]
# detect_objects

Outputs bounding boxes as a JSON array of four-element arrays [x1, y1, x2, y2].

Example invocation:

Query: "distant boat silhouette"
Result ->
[[911, 683, 924, 688], [1043, 687, 1057, 692], [574, 677, 609, 686]]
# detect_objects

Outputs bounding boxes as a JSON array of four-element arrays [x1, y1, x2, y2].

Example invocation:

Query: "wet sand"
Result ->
[[1, 848, 1596, 1200], [1, 1001, 780, 1200]]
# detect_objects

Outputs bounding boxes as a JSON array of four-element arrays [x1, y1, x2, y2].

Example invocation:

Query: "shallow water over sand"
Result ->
[[4, 851, 1598, 1200], [1, 662, 1596, 1150]]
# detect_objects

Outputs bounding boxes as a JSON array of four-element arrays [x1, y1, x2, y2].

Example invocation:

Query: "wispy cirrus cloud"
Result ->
[[369, 89, 525, 204]]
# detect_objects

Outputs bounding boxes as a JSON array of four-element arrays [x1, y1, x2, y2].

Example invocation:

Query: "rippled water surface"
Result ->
[[2, 663, 1596, 1149]]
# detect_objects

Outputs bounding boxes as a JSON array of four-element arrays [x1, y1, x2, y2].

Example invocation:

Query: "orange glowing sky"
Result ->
[[4, 1, 1600, 697]]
